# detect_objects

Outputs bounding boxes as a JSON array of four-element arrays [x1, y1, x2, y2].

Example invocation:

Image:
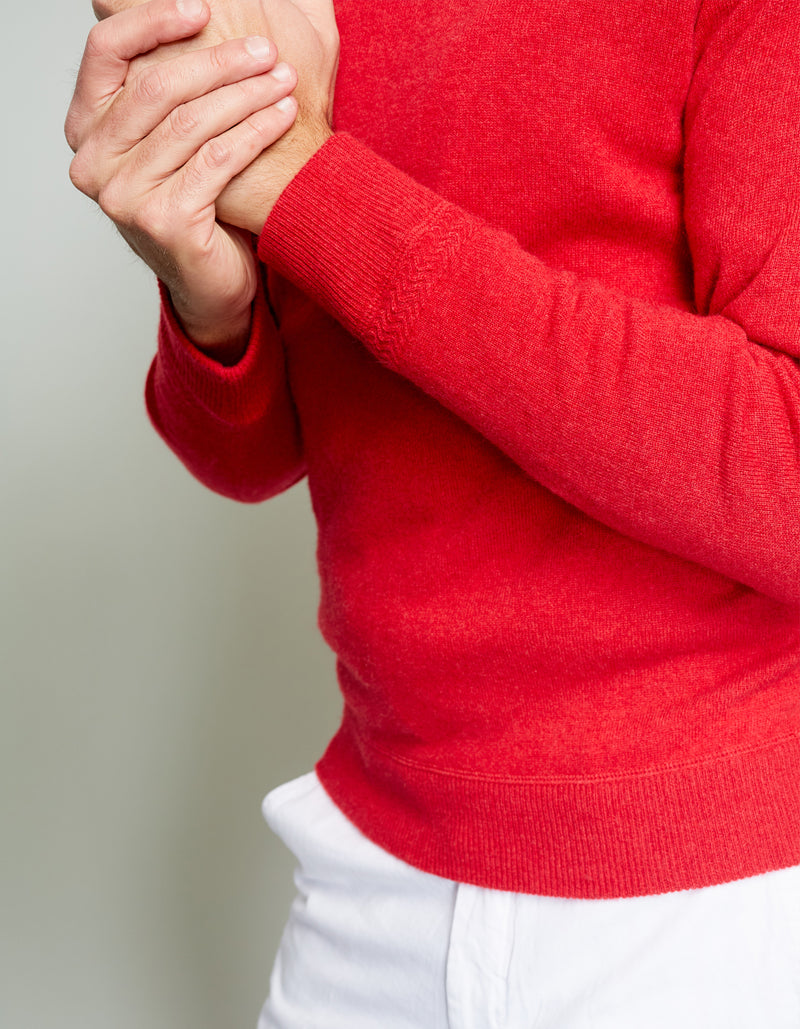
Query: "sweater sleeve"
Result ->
[[257, 0, 800, 605], [144, 269, 306, 503]]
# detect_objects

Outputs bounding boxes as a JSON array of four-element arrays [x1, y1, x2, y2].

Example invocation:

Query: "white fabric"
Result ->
[[257, 770, 800, 1029]]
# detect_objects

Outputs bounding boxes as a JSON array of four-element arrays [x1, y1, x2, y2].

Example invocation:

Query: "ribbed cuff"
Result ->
[[256, 132, 462, 361], [155, 276, 281, 426]]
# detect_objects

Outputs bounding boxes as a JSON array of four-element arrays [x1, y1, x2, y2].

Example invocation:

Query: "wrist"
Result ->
[[234, 123, 334, 235], [171, 301, 253, 366]]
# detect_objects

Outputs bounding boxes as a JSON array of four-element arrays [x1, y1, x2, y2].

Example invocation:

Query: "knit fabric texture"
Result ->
[[145, 0, 800, 898]]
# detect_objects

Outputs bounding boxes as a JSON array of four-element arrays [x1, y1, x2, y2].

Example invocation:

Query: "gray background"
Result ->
[[2, 4, 341, 1027]]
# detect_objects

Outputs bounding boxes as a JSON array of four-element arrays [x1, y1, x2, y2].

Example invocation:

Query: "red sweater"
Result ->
[[145, 0, 800, 898]]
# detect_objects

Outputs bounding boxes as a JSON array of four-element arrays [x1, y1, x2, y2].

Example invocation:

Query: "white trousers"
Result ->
[[257, 770, 800, 1029]]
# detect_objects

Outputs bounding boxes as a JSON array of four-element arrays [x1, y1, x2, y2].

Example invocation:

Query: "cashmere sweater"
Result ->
[[145, 0, 800, 899]]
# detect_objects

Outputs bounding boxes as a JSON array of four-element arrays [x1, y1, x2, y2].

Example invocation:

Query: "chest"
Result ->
[[330, 0, 696, 218]]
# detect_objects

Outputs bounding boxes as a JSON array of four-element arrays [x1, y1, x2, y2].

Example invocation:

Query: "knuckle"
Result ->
[[96, 181, 128, 223], [84, 23, 107, 60], [91, 0, 115, 20], [240, 116, 266, 146], [206, 43, 229, 76], [136, 200, 170, 243], [181, 156, 206, 190], [225, 77, 259, 111], [231, 78, 254, 102], [201, 137, 232, 169], [68, 152, 93, 194], [134, 66, 168, 107], [64, 111, 81, 154], [168, 101, 200, 139]]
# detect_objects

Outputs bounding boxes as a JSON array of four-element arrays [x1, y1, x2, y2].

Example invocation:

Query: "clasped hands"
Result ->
[[64, 0, 339, 350]]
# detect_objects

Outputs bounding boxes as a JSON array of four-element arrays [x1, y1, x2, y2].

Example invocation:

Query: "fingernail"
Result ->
[[270, 62, 292, 82], [275, 96, 296, 114], [245, 36, 271, 61], [176, 0, 204, 18]]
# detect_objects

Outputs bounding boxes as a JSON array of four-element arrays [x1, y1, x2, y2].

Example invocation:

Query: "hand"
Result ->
[[65, 0, 300, 351], [94, 0, 340, 233]]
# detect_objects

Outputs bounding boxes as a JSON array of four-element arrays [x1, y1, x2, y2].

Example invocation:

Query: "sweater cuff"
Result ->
[[256, 132, 471, 363], [155, 276, 281, 426]]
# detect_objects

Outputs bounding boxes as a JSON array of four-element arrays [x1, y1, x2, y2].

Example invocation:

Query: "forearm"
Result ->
[[147, 277, 306, 502], [169, 288, 252, 364], [257, 134, 800, 604], [214, 117, 334, 234]]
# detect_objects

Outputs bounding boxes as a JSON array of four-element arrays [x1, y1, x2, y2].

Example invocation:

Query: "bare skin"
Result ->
[[65, 0, 338, 359]]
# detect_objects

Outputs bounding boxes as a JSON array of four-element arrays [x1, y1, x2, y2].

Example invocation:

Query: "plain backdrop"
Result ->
[[1, 4, 341, 1028]]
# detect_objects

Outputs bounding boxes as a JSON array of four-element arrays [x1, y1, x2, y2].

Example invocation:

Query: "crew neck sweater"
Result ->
[[145, 0, 800, 899]]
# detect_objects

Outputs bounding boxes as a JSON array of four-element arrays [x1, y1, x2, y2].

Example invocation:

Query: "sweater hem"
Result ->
[[315, 713, 800, 899]]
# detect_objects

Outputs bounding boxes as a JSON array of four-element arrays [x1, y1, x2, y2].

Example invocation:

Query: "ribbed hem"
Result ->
[[256, 132, 470, 363], [154, 276, 280, 426], [315, 711, 800, 899]]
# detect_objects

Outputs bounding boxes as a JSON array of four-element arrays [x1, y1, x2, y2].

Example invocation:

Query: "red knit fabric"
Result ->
[[145, 0, 800, 898]]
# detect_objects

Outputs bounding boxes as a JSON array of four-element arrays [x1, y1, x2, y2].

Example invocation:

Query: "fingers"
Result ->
[[159, 96, 299, 235], [69, 35, 284, 201], [65, 0, 209, 151], [101, 34, 279, 156], [128, 62, 298, 185], [100, 94, 298, 259], [75, 60, 299, 246]]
